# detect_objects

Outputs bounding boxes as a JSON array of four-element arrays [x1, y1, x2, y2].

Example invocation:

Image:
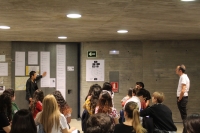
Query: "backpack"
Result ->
[[81, 109, 90, 132]]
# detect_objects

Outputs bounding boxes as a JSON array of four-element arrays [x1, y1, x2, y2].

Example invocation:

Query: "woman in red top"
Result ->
[[30, 89, 44, 119]]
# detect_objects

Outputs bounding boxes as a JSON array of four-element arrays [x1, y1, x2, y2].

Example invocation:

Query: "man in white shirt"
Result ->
[[176, 64, 190, 121]]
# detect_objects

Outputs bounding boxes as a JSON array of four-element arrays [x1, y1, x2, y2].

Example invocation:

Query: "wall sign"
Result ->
[[111, 82, 119, 93], [87, 51, 97, 58]]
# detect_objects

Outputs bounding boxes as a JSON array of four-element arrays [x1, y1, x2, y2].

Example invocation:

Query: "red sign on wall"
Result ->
[[111, 82, 119, 93]]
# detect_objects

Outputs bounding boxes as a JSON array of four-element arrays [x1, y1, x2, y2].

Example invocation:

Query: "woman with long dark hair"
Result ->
[[53, 90, 72, 126], [95, 91, 119, 124], [3, 89, 19, 118], [0, 93, 12, 133], [83, 85, 102, 115], [30, 89, 44, 118], [10, 109, 36, 133]]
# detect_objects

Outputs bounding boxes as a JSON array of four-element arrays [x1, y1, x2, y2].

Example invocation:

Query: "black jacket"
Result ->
[[25, 75, 42, 101], [140, 103, 177, 131]]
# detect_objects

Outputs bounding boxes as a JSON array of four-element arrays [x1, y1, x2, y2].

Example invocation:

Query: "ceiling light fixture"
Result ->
[[0, 26, 10, 29], [58, 36, 67, 39], [109, 50, 119, 55], [181, 0, 195, 1], [117, 30, 128, 33], [67, 14, 82, 18]]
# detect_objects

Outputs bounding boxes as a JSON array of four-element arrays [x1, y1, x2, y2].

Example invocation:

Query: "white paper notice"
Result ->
[[28, 51, 38, 65], [40, 52, 50, 87], [86, 60, 104, 81], [0, 63, 8, 76], [15, 52, 25, 76], [0, 55, 6, 62], [67, 66, 74, 71], [50, 78, 56, 87], [56, 45, 66, 99]]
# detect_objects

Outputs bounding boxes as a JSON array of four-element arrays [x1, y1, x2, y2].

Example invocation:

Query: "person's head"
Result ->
[[102, 82, 113, 94], [128, 88, 133, 97], [132, 88, 137, 96], [0, 93, 12, 121], [124, 102, 146, 133], [3, 88, 15, 101], [176, 64, 186, 76], [38, 94, 61, 133], [33, 89, 44, 102], [135, 82, 144, 89], [87, 84, 102, 96], [152, 92, 164, 104], [29, 71, 37, 79], [90, 85, 102, 114], [30, 89, 44, 114], [136, 89, 146, 102], [10, 109, 36, 133], [52, 90, 69, 111], [184, 113, 200, 133], [98, 91, 113, 114], [86, 113, 114, 133]]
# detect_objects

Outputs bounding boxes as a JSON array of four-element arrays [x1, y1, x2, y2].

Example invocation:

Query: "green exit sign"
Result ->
[[87, 51, 97, 58]]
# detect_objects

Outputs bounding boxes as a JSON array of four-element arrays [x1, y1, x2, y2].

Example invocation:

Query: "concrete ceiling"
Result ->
[[0, 0, 200, 42]]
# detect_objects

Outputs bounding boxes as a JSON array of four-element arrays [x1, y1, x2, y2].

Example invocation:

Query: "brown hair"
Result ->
[[184, 113, 200, 133], [97, 91, 113, 114], [152, 92, 164, 103]]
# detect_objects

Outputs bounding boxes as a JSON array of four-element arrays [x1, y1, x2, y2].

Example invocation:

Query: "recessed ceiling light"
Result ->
[[0, 26, 10, 29], [181, 0, 195, 1], [67, 14, 82, 18], [117, 30, 128, 33], [109, 50, 119, 55], [58, 36, 67, 39]]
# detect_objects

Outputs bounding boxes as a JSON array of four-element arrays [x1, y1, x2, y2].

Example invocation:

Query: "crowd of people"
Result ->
[[0, 65, 199, 133], [0, 88, 74, 133]]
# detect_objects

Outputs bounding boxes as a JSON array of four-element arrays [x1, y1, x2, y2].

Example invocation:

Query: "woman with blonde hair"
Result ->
[[114, 101, 146, 133], [140, 92, 177, 133], [35, 94, 74, 133]]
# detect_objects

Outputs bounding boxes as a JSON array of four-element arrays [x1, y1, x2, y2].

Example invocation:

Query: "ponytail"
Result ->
[[124, 102, 147, 133], [132, 109, 146, 133]]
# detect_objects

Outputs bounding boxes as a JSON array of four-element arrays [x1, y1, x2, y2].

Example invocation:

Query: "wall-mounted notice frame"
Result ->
[[0, 55, 6, 62], [28, 51, 38, 65], [86, 60, 104, 81], [40, 52, 50, 87], [56, 45, 66, 99], [15, 52, 25, 76], [0, 63, 8, 76]]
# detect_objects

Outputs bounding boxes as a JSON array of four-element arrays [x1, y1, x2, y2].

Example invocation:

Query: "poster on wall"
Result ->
[[40, 52, 50, 87], [28, 51, 38, 65], [26, 66, 39, 75], [15, 77, 29, 90], [86, 60, 104, 81], [15, 52, 25, 76], [56, 45, 66, 99], [0, 63, 8, 76]]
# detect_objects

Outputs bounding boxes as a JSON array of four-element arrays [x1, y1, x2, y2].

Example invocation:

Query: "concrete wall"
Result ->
[[80, 41, 200, 122]]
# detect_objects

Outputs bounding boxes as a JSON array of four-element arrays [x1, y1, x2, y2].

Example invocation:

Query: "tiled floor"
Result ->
[[70, 119, 183, 133]]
